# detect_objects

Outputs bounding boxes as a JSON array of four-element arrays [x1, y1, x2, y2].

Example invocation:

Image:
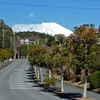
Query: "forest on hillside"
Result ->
[[16, 31, 55, 46]]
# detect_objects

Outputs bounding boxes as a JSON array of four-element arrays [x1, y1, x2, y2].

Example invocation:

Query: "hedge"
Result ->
[[90, 71, 100, 88]]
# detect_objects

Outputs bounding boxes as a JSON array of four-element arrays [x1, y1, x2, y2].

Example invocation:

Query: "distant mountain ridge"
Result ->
[[12, 22, 73, 36], [33, 22, 73, 36]]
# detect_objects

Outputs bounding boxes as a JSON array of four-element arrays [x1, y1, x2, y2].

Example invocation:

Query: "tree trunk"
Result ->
[[40, 67, 43, 82], [34, 66, 37, 77], [0, 62, 1, 67], [61, 67, 64, 92], [83, 76, 88, 98], [49, 70, 51, 79], [37, 66, 40, 79]]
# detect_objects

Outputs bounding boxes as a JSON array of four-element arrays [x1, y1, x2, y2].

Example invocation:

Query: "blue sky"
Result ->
[[0, 0, 100, 31]]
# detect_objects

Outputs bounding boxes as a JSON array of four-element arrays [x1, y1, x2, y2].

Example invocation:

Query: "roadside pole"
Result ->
[[2, 28, 9, 49]]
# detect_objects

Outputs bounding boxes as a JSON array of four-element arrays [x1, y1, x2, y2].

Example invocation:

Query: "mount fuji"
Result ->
[[12, 22, 73, 36]]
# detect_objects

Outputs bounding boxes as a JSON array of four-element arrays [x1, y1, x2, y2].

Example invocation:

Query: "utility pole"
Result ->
[[13, 32, 15, 46], [13, 32, 16, 60], [10, 36, 12, 48], [2, 28, 4, 49], [2, 28, 9, 49]]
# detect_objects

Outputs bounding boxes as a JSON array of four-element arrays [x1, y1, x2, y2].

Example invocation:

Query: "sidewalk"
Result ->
[[33, 67, 100, 100]]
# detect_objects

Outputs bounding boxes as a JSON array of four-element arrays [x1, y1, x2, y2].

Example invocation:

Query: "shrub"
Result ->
[[90, 71, 100, 88], [45, 72, 56, 86], [50, 77, 56, 86], [45, 72, 50, 84]]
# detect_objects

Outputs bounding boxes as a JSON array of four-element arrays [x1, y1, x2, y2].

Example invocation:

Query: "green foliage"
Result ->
[[42, 53, 52, 69], [19, 44, 28, 57], [1, 50, 8, 60], [68, 25, 99, 72], [90, 71, 100, 88], [16, 31, 54, 46], [55, 34, 65, 44], [5, 48, 14, 58], [0, 19, 13, 49], [28, 44, 46, 66], [0, 49, 12, 61], [45, 72, 56, 86], [45, 72, 50, 84], [17, 32, 31, 38], [0, 49, 9, 61], [0, 49, 3, 62], [51, 53, 67, 68], [45, 36, 55, 46], [50, 76, 56, 86]]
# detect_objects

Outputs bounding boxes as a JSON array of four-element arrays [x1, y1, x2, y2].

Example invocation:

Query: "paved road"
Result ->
[[0, 59, 66, 100], [42, 68, 100, 100]]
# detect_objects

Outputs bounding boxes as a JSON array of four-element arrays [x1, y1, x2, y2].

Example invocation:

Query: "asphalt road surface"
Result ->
[[0, 59, 66, 100], [0, 59, 99, 100]]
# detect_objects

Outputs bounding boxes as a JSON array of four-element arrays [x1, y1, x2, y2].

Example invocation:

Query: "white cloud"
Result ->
[[28, 13, 36, 21], [12, 24, 39, 32], [28, 13, 34, 18]]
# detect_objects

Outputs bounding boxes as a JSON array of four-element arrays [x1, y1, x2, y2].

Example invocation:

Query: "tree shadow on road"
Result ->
[[54, 92, 82, 100], [39, 87, 82, 99]]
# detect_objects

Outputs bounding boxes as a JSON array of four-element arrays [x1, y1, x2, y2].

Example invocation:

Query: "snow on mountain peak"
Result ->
[[12, 22, 73, 36], [39, 22, 73, 36]]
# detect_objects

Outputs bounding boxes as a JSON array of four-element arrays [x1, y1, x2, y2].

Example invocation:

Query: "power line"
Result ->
[[85, 0, 100, 1], [0, 1, 100, 10]]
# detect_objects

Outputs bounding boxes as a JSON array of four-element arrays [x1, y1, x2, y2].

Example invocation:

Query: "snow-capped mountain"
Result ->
[[12, 22, 73, 36]]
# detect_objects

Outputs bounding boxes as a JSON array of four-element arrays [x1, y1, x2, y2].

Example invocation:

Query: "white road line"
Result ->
[[9, 65, 38, 90]]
